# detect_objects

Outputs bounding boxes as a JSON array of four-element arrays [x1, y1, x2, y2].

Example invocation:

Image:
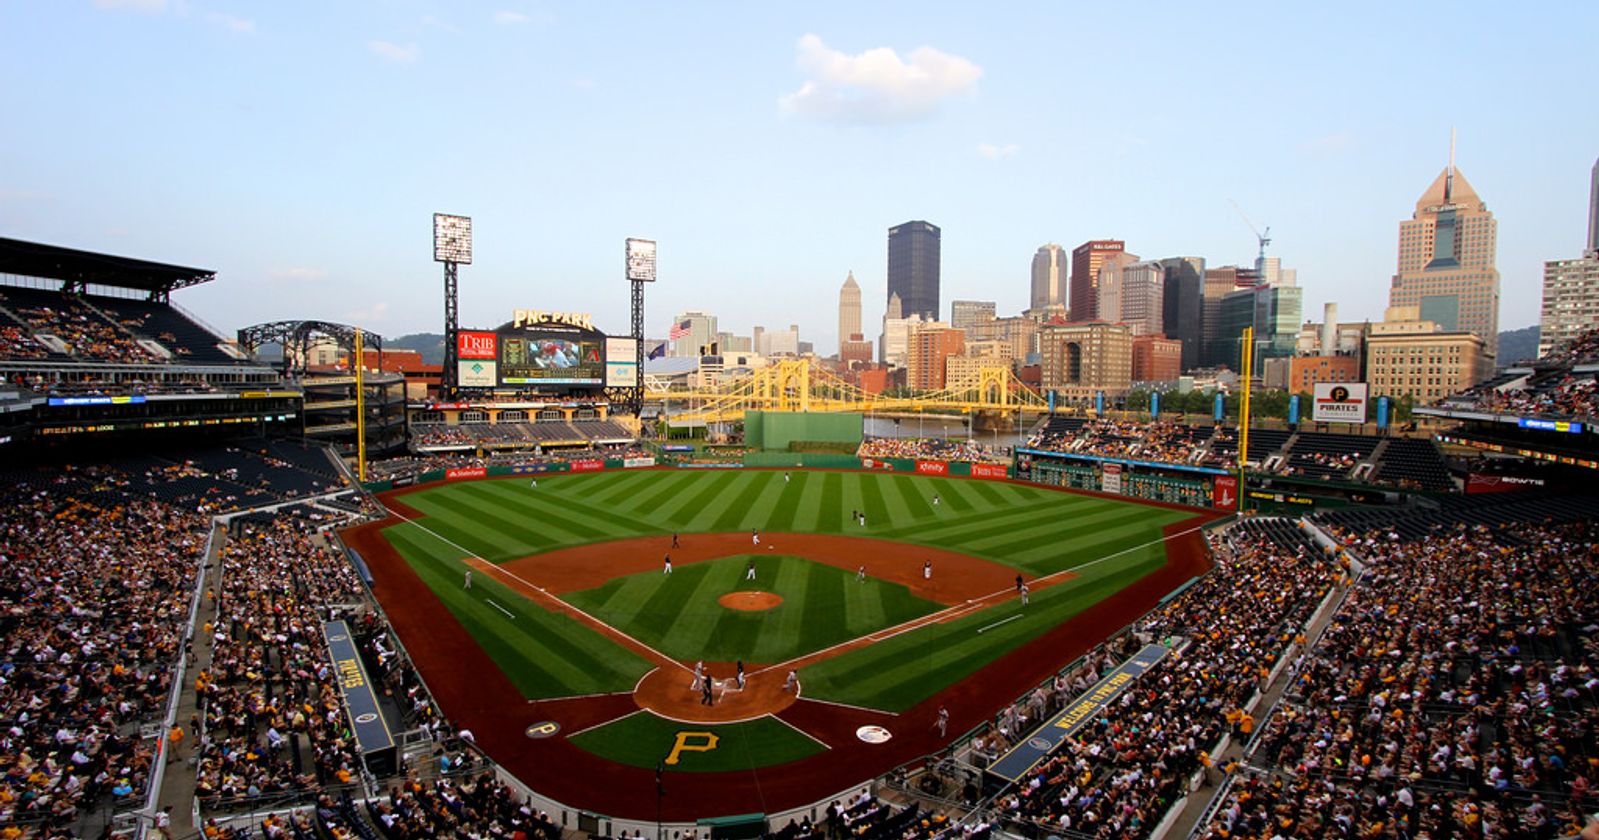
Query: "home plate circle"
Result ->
[[856, 725, 892, 744]]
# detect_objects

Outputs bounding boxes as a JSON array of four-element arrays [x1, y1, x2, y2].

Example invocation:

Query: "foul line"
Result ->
[[563, 708, 644, 739], [484, 598, 515, 618], [387, 508, 689, 674], [976, 614, 1022, 634]]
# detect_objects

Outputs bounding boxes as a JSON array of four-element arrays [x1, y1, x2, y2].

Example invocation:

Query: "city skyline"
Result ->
[[1, 3, 1595, 353]]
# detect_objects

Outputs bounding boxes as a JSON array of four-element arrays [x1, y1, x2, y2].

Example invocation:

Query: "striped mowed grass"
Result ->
[[381, 469, 1194, 708]]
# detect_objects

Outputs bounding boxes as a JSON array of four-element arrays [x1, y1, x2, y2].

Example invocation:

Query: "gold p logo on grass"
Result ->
[[665, 731, 719, 765]]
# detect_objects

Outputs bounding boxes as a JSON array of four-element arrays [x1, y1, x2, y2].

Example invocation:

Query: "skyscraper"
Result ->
[[1159, 256, 1205, 371], [1388, 152, 1500, 364], [1119, 260, 1166, 337], [838, 271, 862, 357], [1030, 244, 1068, 315], [887, 221, 941, 321], [950, 300, 996, 331], [1589, 156, 1598, 257], [1069, 240, 1125, 322], [1093, 251, 1140, 326]]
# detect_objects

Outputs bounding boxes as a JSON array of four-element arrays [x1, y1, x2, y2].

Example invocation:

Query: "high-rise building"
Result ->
[[1366, 306, 1485, 404], [759, 324, 800, 357], [1130, 335, 1182, 383], [1159, 257, 1205, 372], [670, 311, 717, 357], [1119, 260, 1165, 337], [966, 314, 1042, 365], [888, 221, 941, 321], [838, 271, 862, 358], [907, 325, 964, 390], [945, 340, 1015, 390], [1069, 240, 1125, 322], [1389, 154, 1500, 366], [951, 300, 996, 331], [1217, 284, 1302, 373], [1030, 244, 1068, 315], [1200, 266, 1259, 368], [1589, 156, 1599, 257], [1093, 251, 1139, 326], [1038, 321, 1132, 399], [1539, 258, 1599, 359]]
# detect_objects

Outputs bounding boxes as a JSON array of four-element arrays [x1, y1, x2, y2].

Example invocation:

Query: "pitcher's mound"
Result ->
[[718, 591, 783, 611]]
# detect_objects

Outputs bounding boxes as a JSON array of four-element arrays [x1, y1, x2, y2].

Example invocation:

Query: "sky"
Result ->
[[2, 1, 1596, 354]]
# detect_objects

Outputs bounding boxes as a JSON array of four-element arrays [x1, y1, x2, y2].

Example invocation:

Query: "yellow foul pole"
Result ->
[[355, 329, 367, 483], [1237, 326, 1253, 507]]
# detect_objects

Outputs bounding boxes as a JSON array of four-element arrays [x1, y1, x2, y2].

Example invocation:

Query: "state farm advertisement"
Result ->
[[1212, 474, 1239, 510], [457, 331, 498, 360], [970, 462, 1009, 479], [570, 459, 605, 473], [446, 467, 486, 480], [915, 460, 949, 476]]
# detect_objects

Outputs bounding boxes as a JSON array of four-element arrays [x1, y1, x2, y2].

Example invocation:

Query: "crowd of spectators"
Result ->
[[0, 477, 208, 837], [365, 446, 654, 481], [989, 523, 1341, 839], [367, 770, 562, 838], [13, 301, 160, 364], [1025, 419, 1232, 468], [193, 518, 369, 805], [1198, 519, 1599, 840], [857, 437, 1007, 463], [0, 323, 49, 360], [409, 424, 475, 448], [1458, 372, 1599, 421], [1537, 327, 1599, 368]]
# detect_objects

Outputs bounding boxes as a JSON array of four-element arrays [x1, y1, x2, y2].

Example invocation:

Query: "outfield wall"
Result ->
[[745, 410, 863, 450]]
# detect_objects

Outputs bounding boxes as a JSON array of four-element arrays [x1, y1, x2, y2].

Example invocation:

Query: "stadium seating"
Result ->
[[1279, 430, 1380, 480], [86, 293, 245, 364], [1369, 436, 1454, 491]]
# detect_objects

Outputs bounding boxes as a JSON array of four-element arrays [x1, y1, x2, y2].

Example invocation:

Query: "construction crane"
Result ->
[[1228, 199, 1272, 264]]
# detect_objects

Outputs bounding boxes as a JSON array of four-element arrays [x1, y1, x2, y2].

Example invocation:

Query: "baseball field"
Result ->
[[342, 467, 1214, 820]]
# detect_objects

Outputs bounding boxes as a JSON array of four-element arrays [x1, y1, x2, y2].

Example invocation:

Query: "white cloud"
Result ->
[[368, 40, 420, 64], [268, 267, 329, 283], [778, 34, 981, 124], [978, 143, 1019, 159], [205, 12, 254, 33], [493, 10, 530, 25], [93, 0, 167, 12], [347, 301, 391, 325]]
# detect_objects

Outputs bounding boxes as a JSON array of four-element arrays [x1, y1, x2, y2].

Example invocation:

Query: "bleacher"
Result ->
[[411, 420, 634, 452], [87, 293, 245, 364], [1370, 436, 1453, 491], [1314, 491, 1597, 543], [1227, 516, 1320, 555], [1279, 431, 1380, 480]]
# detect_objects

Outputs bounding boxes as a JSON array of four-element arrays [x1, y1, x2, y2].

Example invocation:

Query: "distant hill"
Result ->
[[386, 333, 446, 365], [1497, 325, 1540, 367]]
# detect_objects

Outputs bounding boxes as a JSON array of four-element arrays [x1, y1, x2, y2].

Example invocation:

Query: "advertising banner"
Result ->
[[457, 331, 498, 360], [1288, 394, 1300, 426], [1212, 474, 1239, 510], [458, 359, 497, 388], [1313, 383, 1368, 423], [570, 459, 605, 473], [860, 458, 895, 471], [1466, 474, 1546, 494], [915, 460, 949, 476], [623, 457, 657, 468], [1100, 462, 1123, 494], [662, 444, 695, 452], [970, 462, 1009, 479], [605, 337, 640, 387], [322, 620, 395, 763], [446, 467, 487, 480]]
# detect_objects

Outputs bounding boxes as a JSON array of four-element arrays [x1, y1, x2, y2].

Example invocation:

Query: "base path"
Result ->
[[342, 480, 1216, 821]]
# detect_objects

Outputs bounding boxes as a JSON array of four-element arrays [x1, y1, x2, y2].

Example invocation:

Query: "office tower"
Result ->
[[1038, 321, 1133, 398], [951, 300, 996, 331], [1030, 244, 1068, 314], [1388, 148, 1500, 368], [1119, 260, 1165, 336], [670, 311, 717, 357], [1069, 240, 1125, 322], [907, 325, 965, 390], [1218, 283, 1302, 373], [887, 221, 941, 321], [838, 271, 862, 357], [1539, 259, 1599, 359], [1131, 335, 1182, 383], [1255, 255, 1297, 288], [1159, 257, 1205, 372], [1093, 251, 1138, 325], [1590, 156, 1599, 257], [1367, 307, 1485, 404], [1201, 266, 1261, 368]]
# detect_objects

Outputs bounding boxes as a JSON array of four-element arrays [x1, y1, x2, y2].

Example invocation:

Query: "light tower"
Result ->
[[625, 238, 657, 414], [433, 213, 473, 397]]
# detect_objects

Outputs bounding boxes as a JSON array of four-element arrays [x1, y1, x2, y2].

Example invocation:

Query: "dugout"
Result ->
[[743, 410, 862, 451], [697, 813, 766, 840]]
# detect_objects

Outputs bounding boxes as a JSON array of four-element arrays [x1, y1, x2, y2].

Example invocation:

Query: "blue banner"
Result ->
[[1095, 391, 1104, 418], [988, 644, 1171, 783], [1376, 396, 1390, 429], [1214, 393, 1225, 422], [1288, 394, 1300, 426], [323, 621, 395, 763], [1047, 390, 1056, 413], [1150, 391, 1160, 417]]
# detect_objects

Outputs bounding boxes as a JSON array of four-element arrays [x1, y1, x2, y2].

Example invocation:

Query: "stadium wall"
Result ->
[[745, 411, 863, 451]]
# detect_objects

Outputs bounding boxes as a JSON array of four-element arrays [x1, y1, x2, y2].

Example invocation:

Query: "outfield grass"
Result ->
[[563, 554, 942, 663], [381, 469, 1195, 704], [568, 711, 824, 772]]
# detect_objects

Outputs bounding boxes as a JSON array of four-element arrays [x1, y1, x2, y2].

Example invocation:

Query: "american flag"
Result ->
[[668, 319, 692, 340]]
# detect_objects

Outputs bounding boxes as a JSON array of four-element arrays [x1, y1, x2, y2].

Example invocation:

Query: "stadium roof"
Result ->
[[0, 237, 216, 295]]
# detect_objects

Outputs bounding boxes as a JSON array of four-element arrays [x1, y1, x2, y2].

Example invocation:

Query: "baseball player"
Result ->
[[923, 560, 932, 580], [857, 565, 866, 583], [663, 555, 672, 575], [784, 670, 798, 692], [464, 569, 472, 589], [936, 706, 949, 737], [752, 528, 760, 546], [745, 559, 756, 581], [1020, 583, 1030, 606]]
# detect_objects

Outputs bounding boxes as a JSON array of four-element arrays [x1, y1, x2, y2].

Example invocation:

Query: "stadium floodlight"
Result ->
[[434, 214, 473, 264], [625, 238, 656, 282]]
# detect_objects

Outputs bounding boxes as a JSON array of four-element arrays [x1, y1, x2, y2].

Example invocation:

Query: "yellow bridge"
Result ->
[[652, 359, 1050, 425]]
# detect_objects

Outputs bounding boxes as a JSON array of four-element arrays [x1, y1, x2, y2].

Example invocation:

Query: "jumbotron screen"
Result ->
[[499, 333, 604, 386]]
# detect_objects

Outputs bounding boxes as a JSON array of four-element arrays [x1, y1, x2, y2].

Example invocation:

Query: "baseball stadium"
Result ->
[[2, 233, 1599, 840]]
